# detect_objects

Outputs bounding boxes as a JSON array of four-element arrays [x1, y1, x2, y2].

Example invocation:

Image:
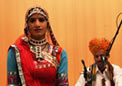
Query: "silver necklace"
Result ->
[[29, 38, 47, 46]]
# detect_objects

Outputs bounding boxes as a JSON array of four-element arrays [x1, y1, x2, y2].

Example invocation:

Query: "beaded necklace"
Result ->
[[29, 38, 46, 46], [29, 38, 47, 62]]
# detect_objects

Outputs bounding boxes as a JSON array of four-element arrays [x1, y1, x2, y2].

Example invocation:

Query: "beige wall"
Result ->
[[0, 0, 122, 86]]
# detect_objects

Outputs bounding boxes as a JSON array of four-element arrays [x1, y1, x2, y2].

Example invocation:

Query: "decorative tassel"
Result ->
[[92, 64, 96, 81]]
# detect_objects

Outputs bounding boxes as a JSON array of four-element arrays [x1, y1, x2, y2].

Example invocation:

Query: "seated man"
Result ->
[[75, 38, 122, 86]]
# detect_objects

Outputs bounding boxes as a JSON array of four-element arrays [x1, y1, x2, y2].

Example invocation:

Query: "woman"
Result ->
[[7, 7, 69, 86]]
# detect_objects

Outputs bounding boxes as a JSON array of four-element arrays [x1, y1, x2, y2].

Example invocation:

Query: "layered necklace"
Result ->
[[29, 38, 47, 62]]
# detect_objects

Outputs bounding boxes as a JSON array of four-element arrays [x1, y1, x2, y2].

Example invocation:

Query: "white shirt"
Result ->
[[75, 64, 122, 86]]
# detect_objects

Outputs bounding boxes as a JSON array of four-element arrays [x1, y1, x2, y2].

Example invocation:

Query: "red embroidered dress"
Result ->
[[7, 36, 69, 86]]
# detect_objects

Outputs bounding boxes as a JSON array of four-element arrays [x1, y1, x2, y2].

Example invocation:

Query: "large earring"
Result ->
[[45, 30, 49, 42], [26, 26, 31, 40], [47, 21, 50, 28], [28, 31, 31, 40], [45, 30, 53, 45]]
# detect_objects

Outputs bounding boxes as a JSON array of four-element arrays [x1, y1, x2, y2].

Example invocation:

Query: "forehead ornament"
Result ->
[[28, 8, 47, 18]]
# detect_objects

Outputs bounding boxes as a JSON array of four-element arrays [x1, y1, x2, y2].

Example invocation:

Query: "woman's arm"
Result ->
[[56, 49, 69, 86], [7, 48, 20, 86]]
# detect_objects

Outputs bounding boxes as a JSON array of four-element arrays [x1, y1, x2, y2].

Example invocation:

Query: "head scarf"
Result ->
[[89, 38, 110, 56], [24, 6, 59, 46]]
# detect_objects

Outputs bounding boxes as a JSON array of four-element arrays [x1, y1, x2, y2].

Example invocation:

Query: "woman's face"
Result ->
[[28, 14, 48, 40]]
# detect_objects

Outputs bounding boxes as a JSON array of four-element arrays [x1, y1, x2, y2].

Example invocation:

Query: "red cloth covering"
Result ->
[[14, 35, 60, 86]]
